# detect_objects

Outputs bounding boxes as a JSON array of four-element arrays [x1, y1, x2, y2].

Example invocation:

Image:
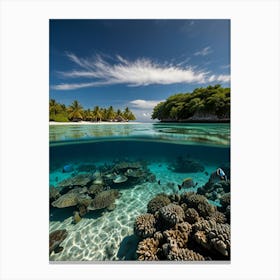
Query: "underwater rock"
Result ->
[[147, 193, 171, 214], [136, 237, 159, 261], [159, 204, 185, 227], [76, 163, 96, 173], [197, 170, 230, 202], [88, 184, 104, 196], [192, 219, 230, 257], [88, 189, 119, 210], [185, 208, 200, 224], [58, 173, 92, 188], [49, 229, 67, 255], [113, 174, 128, 184], [49, 186, 61, 202], [114, 161, 142, 171], [51, 192, 79, 208], [219, 193, 230, 211], [169, 156, 205, 173], [134, 213, 156, 238], [78, 204, 88, 217], [92, 176, 104, 186]]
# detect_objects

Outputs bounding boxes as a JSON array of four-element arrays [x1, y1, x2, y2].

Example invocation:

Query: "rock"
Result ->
[[49, 229, 67, 255]]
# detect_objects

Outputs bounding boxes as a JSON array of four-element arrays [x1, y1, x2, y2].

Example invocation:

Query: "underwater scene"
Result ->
[[49, 123, 230, 261]]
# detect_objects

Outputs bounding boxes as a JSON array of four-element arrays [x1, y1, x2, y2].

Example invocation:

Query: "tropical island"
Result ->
[[152, 85, 230, 123], [49, 100, 136, 123]]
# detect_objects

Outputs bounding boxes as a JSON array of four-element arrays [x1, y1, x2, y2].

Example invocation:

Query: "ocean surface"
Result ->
[[49, 123, 230, 261]]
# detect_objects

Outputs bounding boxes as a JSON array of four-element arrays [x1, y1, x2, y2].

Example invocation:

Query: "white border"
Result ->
[[0, 0, 279, 279]]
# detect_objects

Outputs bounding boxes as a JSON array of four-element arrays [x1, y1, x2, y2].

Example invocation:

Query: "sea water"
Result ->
[[49, 123, 230, 261]]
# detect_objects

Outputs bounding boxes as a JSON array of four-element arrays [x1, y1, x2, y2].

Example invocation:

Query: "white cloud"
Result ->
[[130, 99, 164, 109], [52, 52, 230, 90], [220, 64, 230, 69], [208, 74, 230, 83], [194, 46, 212, 56]]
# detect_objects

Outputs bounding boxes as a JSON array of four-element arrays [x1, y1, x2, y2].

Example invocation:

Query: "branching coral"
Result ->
[[134, 214, 156, 238], [147, 193, 171, 214]]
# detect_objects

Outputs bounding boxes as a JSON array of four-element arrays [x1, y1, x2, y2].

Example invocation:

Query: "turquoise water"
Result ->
[[49, 123, 230, 147], [49, 123, 230, 261]]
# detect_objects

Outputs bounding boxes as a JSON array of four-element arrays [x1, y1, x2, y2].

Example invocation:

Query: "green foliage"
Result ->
[[49, 99, 136, 122], [151, 85, 230, 121]]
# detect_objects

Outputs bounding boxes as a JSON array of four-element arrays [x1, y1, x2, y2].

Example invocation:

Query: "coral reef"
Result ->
[[159, 204, 185, 226], [164, 243, 205, 261], [197, 168, 230, 202], [169, 156, 205, 173], [192, 219, 230, 257], [88, 189, 120, 210], [134, 191, 230, 261], [134, 214, 156, 238], [163, 222, 192, 248], [180, 192, 216, 218], [147, 193, 171, 214], [49, 229, 68, 255], [184, 208, 200, 224], [136, 238, 159, 260]]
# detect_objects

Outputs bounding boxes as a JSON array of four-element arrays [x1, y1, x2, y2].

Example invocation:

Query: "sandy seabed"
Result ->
[[49, 161, 218, 261]]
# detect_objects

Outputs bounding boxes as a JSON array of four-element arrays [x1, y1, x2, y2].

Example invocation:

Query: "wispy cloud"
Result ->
[[220, 64, 230, 69], [194, 46, 212, 56], [52, 52, 229, 90], [208, 74, 230, 83], [130, 99, 164, 109]]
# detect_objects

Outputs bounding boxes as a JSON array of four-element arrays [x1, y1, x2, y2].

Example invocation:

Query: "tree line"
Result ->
[[151, 85, 230, 122], [49, 99, 136, 122]]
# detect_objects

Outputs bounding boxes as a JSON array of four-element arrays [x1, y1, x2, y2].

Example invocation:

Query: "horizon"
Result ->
[[50, 19, 230, 121]]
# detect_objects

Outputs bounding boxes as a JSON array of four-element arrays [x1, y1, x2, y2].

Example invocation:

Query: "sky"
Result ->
[[50, 20, 230, 121]]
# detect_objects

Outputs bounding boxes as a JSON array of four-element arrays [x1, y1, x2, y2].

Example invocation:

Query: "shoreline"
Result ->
[[49, 121, 144, 125]]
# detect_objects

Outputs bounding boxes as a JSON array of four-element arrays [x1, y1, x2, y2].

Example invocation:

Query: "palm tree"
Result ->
[[83, 109, 94, 121], [92, 106, 103, 122], [49, 99, 62, 115], [106, 106, 116, 121], [67, 100, 84, 121]]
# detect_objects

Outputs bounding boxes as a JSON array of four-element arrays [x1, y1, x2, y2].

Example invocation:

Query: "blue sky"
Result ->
[[50, 20, 230, 121]]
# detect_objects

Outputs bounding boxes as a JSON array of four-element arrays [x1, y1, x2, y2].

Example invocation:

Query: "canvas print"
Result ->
[[49, 20, 230, 261]]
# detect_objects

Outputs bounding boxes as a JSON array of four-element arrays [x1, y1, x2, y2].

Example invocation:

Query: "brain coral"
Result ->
[[192, 219, 230, 257], [185, 208, 200, 224], [159, 203, 185, 227], [181, 192, 216, 218], [136, 237, 159, 261], [147, 193, 171, 214], [88, 189, 119, 210], [134, 214, 156, 238], [163, 222, 192, 248]]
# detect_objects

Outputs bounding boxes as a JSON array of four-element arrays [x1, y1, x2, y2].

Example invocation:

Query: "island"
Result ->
[[151, 85, 230, 123]]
